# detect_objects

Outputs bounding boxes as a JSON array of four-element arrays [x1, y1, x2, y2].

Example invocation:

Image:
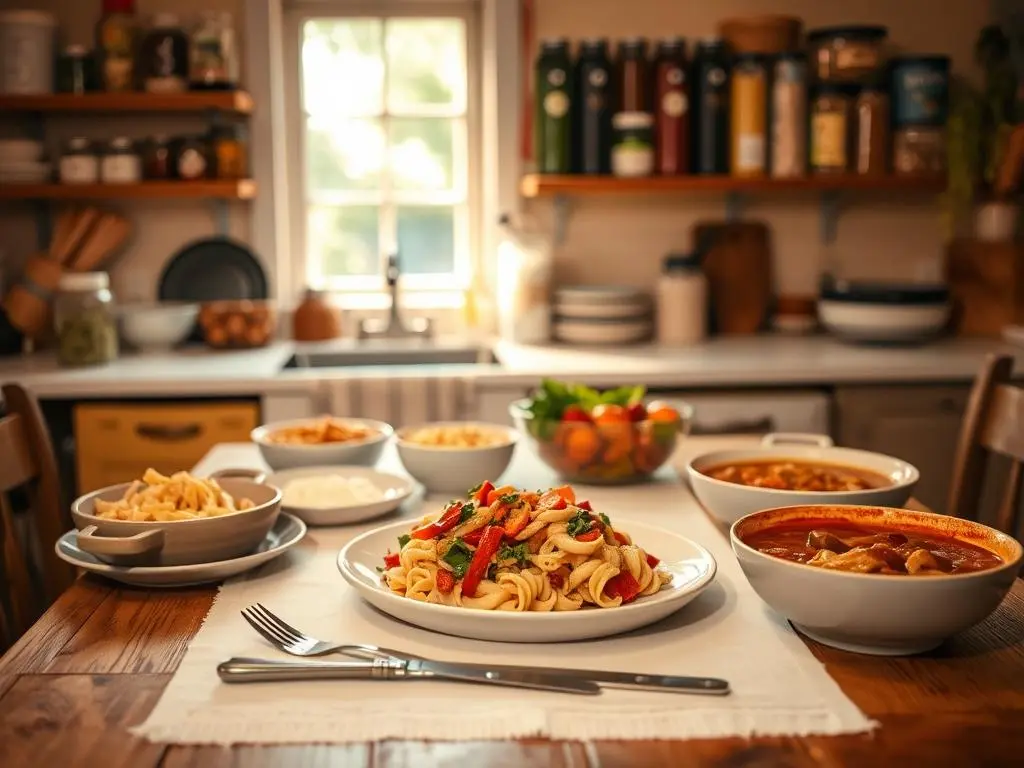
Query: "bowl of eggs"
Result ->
[[199, 300, 277, 349]]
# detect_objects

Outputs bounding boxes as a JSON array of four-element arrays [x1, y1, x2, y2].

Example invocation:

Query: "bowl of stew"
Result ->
[[687, 433, 918, 525], [731, 504, 1023, 656]]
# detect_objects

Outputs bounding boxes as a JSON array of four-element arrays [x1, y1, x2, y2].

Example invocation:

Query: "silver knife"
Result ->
[[217, 657, 601, 696], [341, 645, 730, 695]]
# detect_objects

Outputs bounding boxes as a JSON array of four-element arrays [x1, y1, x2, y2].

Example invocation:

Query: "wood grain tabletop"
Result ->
[[2, 440, 1023, 767]]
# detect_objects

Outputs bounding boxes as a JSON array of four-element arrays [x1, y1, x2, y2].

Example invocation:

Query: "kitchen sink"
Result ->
[[282, 347, 496, 369]]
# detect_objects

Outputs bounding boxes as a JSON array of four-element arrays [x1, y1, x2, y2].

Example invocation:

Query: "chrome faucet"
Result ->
[[357, 253, 433, 339]]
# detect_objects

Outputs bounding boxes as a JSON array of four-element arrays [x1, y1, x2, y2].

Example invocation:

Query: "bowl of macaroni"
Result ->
[[395, 422, 518, 493], [251, 416, 393, 470], [71, 468, 282, 566]]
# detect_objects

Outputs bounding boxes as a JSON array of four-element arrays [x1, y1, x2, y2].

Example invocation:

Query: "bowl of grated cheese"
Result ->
[[265, 466, 415, 526]]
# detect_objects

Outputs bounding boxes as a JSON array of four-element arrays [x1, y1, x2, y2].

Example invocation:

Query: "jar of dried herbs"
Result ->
[[54, 272, 118, 367]]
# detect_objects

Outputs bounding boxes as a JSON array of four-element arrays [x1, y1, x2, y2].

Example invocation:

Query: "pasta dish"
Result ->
[[380, 481, 669, 611], [93, 468, 255, 522], [401, 424, 511, 449], [265, 417, 377, 445]]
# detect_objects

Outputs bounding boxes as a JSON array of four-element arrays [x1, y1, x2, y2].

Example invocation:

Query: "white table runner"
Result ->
[[133, 440, 875, 744]]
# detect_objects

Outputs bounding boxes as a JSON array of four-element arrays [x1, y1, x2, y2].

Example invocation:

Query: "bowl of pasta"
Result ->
[[252, 416, 393, 470], [394, 422, 518, 493], [70, 468, 283, 566], [337, 481, 717, 642]]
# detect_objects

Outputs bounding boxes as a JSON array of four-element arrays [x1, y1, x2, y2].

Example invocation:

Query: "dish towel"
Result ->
[[324, 376, 477, 429], [132, 444, 875, 745]]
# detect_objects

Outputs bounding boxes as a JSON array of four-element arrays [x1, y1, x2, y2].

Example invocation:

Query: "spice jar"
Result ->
[[143, 135, 172, 179], [211, 126, 247, 179], [101, 137, 142, 183], [292, 288, 342, 342], [55, 45, 98, 94], [611, 111, 654, 177], [572, 38, 614, 174], [140, 13, 189, 94], [60, 138, 99, 184], [190, 11, 239, 90], [653, 37, 689, 176], [894, 127, 946, 176], [173, 135, 212, 180], [730, 53, 768, 177], [770, 53, 807, 178], [96, 0, 137, 92], [807, 25, 888, 83], [54, 272, 118, 367], [810, 84, 854, 175], [855, 85, 890, 175], [533, 38, 573, 174], [617, 37, 651, 113]]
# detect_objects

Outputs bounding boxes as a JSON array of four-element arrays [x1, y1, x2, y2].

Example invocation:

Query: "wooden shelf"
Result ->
[[520, 173, 946, 198], [0, 91, 254, 115], [0, 180, 257, 200]]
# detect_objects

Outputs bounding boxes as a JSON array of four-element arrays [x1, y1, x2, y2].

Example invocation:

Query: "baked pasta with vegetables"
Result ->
[[379, 481, 669, 611]]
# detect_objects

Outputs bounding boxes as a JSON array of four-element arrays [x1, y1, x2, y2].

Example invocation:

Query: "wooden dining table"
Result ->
[[1, 437, 1023, 768]]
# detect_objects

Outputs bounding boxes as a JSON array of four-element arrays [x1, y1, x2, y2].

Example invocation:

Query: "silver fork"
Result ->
[[241, 602, 424, 662]]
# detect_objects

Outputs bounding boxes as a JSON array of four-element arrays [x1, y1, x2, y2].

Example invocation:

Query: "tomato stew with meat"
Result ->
[[742, 520, 1004, 575], [703, 459, 892, 492]]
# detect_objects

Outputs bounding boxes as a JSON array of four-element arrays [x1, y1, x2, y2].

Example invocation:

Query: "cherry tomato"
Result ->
[[626, 402, 648, 422], [646, 400, 681, 423], [561, 405, 591, 423], [590, 403, 630, 424]]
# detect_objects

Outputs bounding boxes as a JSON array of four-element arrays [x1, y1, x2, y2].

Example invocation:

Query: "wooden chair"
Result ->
[[947, 354, 1024, 537], [0, 383, 75, 651]]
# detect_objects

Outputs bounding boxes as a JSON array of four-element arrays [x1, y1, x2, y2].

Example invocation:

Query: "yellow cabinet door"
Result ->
[[74, 401, 259, 494]]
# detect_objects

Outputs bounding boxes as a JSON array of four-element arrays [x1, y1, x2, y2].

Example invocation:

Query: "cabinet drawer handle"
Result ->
[[690, 417, 775, 436], [135, 423, 203, 441]]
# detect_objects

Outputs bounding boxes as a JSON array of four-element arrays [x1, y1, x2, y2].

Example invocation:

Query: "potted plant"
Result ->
[[945, 23, 1019, 241]]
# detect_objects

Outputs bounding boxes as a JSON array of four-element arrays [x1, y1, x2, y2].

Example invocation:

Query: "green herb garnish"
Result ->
[[566, 509, 592, 537], [498, 493, 519, 505], [458, 502, 476, 524], [375, 566, 384, 573], [468, 481, 484, 496], [397, 534, 411, 549], [598, 513, 612, 528], [441, 538, 474, 579], [497, 541, 531, 566]]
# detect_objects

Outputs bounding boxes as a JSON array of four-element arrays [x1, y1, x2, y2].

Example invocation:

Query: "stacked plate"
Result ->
[[0, 139, 50, 183], [553, 286, 653, 345]]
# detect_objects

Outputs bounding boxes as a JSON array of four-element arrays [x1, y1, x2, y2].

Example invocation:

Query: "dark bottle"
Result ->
[[617, 38, 652, 113], [573, 38, 614, 174], [654, 37, 690, 175], [534, 38, 574, 174], [140, 13, 189, 93], [692, 38, 731, 175]]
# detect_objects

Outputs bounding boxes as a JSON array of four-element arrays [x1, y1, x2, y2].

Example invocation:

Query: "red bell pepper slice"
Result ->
[[612, 531, 629, 546], [537, 490, 567, 511], [485, 484, 516, 507], [575, 527, 602, 542], [462, 528, 484, 546], [436, 569, 455, 594], [502, 506, 531, 537], [383, 551, 400, 569], [646, 554, 660, 568], [577, 500, 593, 511], [548, 572, 564, 589], [473, 480, 494, 505], [604, 571, 642, 603], [461, 525, 504, 597], [410, 502, 465, 540]]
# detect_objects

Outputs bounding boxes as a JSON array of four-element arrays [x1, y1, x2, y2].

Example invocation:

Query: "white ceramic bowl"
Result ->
[[687, 433, 918, 526], [394, 421, 518, 493], [731, 504, 1023, 655], [0, 139, 44, 163], [818, 300, 951, 344], [119, 302, 199, 351], [338, 518, 717, 642], [252, 417, 393, 470]]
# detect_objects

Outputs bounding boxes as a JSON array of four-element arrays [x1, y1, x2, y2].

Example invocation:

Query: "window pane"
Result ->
[[302, 19, 383, 116], [309, 205, 379, 277], [390, 118, 454, 191], [306, 117, 384, 192], [397, 205, 455, 275], [385, 19, 466, 111]]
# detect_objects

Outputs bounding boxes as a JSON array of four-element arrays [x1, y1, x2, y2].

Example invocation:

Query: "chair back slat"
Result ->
[[0, 415, 38, 492], [979, 384, 1024, 460]]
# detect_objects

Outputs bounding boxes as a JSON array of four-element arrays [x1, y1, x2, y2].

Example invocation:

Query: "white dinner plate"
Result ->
[[55, 512, 306, 588], [266, 465, 415, 526], [554, 318, 652, 345], [337, 519, 717, 643]]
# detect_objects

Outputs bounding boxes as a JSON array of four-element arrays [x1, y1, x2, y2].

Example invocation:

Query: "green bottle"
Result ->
[[534, 38, 573, 174]]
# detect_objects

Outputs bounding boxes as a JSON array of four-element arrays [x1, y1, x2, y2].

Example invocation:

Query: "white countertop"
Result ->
[[2, 334, 1023, 399]]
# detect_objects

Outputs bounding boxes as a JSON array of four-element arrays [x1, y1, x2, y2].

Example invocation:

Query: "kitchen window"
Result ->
[[285, 2, 479, 300]]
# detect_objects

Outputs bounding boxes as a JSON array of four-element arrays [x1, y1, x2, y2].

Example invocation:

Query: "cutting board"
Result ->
[[945, 238, 1024, 336], [692, 221, 773, 335]]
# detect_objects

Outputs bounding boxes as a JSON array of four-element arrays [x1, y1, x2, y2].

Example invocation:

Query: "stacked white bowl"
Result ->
[[0, 139, 49, 183], [553, 286, 653, 344]]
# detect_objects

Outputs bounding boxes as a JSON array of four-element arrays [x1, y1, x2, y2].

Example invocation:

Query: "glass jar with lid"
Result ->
[[54, 272, 118, 367], [611, 111, 655, 177], [810, 83, 855, 174], [59, 137, 99, 184], [101, 136, 142, 183]]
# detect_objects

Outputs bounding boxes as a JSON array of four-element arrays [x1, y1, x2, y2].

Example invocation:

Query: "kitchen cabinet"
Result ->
[[74, 401, 259, 494], [474, 385, 533, 425], [834, 385, 970, 514]]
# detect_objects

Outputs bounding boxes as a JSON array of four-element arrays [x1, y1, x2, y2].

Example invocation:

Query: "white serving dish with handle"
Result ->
[[687, 433, 919, 526]]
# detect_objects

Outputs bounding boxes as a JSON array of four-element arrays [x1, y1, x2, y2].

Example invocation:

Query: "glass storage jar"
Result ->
[[100, 136, 142, 183], [59, 137, 99, 184], [807, 25, 888, 83], [894, 127, 946, 175], [810, 83, 854, 174], [54, 272, 118, 367], [611, 111, 655, 177], [855, 85, 890, 175], [143, 134, 172, 179]]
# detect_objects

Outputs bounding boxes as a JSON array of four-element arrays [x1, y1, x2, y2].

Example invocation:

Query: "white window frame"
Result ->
[[282, 0, 481, 302]]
